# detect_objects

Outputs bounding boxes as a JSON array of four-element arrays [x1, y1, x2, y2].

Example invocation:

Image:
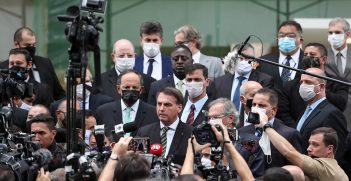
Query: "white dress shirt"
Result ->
[[192, 51, 201, 64], [173, 74, 186, 96], [278, 49, 300, 80], [32, 64, 41, 83], [181, 95, 208, 123], [160, 118, 179, 157], [143, 53, 162, 80], [121, 99, 140, 123]]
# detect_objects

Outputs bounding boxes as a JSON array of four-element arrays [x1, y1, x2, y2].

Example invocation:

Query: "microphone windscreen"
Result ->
[[33, 148, 53, 166], [123, 122, 137, 133], [150, 143, 162, 157]]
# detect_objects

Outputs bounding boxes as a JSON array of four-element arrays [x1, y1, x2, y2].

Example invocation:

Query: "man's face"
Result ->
[[307, 133, 332, 158], [27, 107, 48, 122], [185, 69, 209, 97], [328, 22, 350, 40], [303, 46, 326, 68], [278, 25, 303, 48], [14, 32, 36, 48], [9, 54, 31, 69], [117, 72, 143, 95], [140, 33, 162, 47], [171, 48, 193, 75], [111, 45, 135, 63], [208, 103, 234, 128], [31, 122, 56, 149], [85, 116, 96, 131], [252, 93, 277, 120], [156, 93, 182, 126], [300, 73, 322, 99], [240, 84, 261, 111]]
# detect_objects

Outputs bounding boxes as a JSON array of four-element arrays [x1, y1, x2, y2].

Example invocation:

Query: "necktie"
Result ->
[[123, 107, 132, 124], [336, 52, 343, 74], [233, 76, 246, 111], [186, 104, 196, 125], [296, 106, 312, 131], [161, 127, 170, 157], [177, 80, 183, 93], [255, 127, 263, 138], [281, 56, 291, 83], [147, 59, 155, 76]]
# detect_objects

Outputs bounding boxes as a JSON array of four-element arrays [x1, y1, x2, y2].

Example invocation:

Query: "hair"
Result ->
[[0, 165, 15, 181], [33, 84, 54, 108], [232, 42, 255, 53], [185, 63, 208, 79], [305, 42, 328, 57], [172, 44, 193, 57], [29, 104, 50, 115], [156, 87, 184, 105], [139, 20, 163, 37], [30, 114, 56, 131], [116, 69, 144, 86], [174, 25, 202, 49], [75, 110, 94, 129], [255, 88, 278, 107], [9, 48, 32, 63], [208, 98, 238, 117], [311, 127, 338, 154], [113, 153, 150, 181], [263, 167, 293, 181], [278, 20, 303, 36], [13, 26, 34, 43], [329, 17, 350, 32]]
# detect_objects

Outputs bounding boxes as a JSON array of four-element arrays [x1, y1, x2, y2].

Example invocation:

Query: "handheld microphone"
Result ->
[[94, 124, 105, 152], [114, 122, 137, 134], [238, 35, 251, 55], [150, 143, 163, 157]]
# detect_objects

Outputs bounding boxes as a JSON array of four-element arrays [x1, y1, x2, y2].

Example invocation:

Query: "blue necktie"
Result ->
[[233, 76, 246, 111], [147, 59, 155, 76], [281, 56, 291, 84], [255, 127, 263, 138], [296, 106, 312, 131]]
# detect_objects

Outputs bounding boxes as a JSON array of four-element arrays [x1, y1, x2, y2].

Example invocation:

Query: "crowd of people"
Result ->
[[0, 17, 351, 181]]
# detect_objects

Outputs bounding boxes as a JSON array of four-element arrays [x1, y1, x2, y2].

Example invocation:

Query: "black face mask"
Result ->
[[122, 90, 140, 105], [23, 46, 36, 59], [246, 99, 253, 109], [302, 56, 321, 69]]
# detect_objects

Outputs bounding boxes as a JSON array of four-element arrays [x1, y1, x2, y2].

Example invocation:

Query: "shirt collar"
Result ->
[[143, 52, 162, 64], [309, 97, 326, 110], [173, 74, 185, 85], [192, 51, 201, 63], [160, 117, 179, 131], [120, 99, 140, 111], [279, 48, 301, 65], [187, 95, 208, 110], [331, 46, 348, 57], [234, 71, 251, 79]]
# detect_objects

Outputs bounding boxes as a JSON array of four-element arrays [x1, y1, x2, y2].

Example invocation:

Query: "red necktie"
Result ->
[[186, 104, 195, 125]]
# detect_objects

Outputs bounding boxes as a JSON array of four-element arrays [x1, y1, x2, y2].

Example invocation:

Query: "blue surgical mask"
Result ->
[[278, 37, 296, 53]]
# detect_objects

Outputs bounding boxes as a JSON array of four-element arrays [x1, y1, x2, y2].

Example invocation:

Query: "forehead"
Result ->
[[29, 107, 47, 116], [175, 33, 185, 41], [186, 69, 205, 78], [141, 33, 162, 40], [329, 22, 345, 31], [304, 46, 321, 56], [309, 133, 324, 143], [86, 116, 96, 123], [9, 54, 26, 62], [20, 32, 36, 43], [31, 122, 50, 131], [171, 48, 191, 58], [279, 25, 299, 34], [121, 72, 140, 84], [301, 73, 318, 82], [114, 46, 134, 55], [253, 93, 269, 104], [208, 103, 224, 115], [157, 92, 177, 104]]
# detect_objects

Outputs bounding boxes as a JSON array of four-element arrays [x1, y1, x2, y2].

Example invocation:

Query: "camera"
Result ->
[[128, 137, 150, 153], [247, 112, 260, 124], [193, 123, 219, 147]]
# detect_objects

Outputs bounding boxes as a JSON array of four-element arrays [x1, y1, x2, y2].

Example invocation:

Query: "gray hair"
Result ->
[[174, 25, 202, 49], [329, 17, 350, 32], [208, 98, 238, 117]]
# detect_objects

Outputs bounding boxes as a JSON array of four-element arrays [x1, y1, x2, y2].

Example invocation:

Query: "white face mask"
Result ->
[[185, 81, 204, 98], [19, 101, 32, 110], [259, 132, 272, 164], [251, 106, 266, 115], [85, 130, 92, 145], [114, 57, 135, 73], [328, 33, 345, 49], [201, 157, 212, 168], [143, 43, 160, 58], [299, 83, 317, 102], [235, 60, 252, 75], [76, 82, 92, 100]]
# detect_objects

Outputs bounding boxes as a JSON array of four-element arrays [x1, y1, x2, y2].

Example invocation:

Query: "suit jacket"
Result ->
[[0, 56, 66, 101], [214, 70, 274, 99], [198, 53, 224, 80], [259, 50, 304, 92], [134, 54, 173, 79], [89, 93, 114, 111], [298, 99, 348, 162], [147, 76, 216, 106], [277, 76, 349, 128], [325, 46, 351, 129], [99, 68, 156, 102], [95, 100, 158, 136], [136, 121, 192, 165], [238, 118, 302, 168]]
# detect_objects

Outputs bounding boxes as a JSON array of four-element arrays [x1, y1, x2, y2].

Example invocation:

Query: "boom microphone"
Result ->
[[94, 124, 105, 152], [237, 35, 251, 55], [25, 148, 53, 166], [114, 122, 137, 134]]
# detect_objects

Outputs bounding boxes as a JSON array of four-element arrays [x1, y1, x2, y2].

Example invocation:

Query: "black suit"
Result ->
[[136, 121, 192, 165], [95, 100, 158, 136], [259, 50, 304, 92], [99, 68, 155, 102], [214, 70, 274, 100], [0, 56, 66, 100], [298, 99, 348, 162], [238, 118, 302, 168]]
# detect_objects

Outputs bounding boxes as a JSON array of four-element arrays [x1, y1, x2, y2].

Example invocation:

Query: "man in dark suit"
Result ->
[[0, 27, 65, 101], [259, 20, 304, 92], [180, 64, 210, 127], [239, 88, 302, 169], [100, 39, 155, 102], [296, 67, 348, 171], [215, 43, 274, 112], [95, 70, 158, 137], [134, 21, 172, 80], [136, 87, 192, 165], [277, 43, 349, 127]]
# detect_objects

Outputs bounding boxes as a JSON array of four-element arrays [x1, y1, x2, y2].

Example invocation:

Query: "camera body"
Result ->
[[193, 123, 220, 147], [247, 112, 260, 124]]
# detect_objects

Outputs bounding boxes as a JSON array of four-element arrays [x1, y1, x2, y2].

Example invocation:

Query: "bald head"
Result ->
[[282, 165, 305, 181], [27, 105, 50, 122], [304, 68, 326, 84], [112, 39, 135, 62], [240, 81, 263, 98]]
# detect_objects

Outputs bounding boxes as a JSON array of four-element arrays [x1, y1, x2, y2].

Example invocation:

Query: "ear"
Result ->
[[111, 52, 116, 62], [345, 31, 350, 38], [117, 85, 122, 95], [52, 129, 57, 137], [239, 95, 245, 104], [14, 41, 20, 48], [27, 61, 32, 68], [271, 106, 278, 116], [320, 56, 327, 66], [177, 104, 182, 114], [139, 86, 145, 94], [204, 78, 209, 87], [327, 145, 334, 155]]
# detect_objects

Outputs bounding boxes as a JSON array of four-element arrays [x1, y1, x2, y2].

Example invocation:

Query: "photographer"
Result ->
[[181, 123, 254, 181]]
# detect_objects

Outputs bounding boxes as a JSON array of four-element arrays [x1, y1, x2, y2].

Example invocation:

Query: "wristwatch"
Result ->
[[263, 123, 272, 131], [110, 153, 119, 161]]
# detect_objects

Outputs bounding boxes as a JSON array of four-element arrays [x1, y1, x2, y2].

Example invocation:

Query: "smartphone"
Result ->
[[128, 137, 150, 153], [247, 112, 260, 124]]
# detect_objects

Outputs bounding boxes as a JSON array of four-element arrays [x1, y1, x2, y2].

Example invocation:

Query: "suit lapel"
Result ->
[[115, 101, 123, 124], [343, 46, 351, 77], [149, 123, 161, 144], [300, 100, 327, 132], [134, 101, 146, 130], [134, 56, 144, 73], [169, 122, 185, 155], [193, 100, 209, 126]]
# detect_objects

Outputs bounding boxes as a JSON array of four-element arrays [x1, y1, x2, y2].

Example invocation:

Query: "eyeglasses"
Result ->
[[278, 33, 297, 39], [208, 114, 227, 120]]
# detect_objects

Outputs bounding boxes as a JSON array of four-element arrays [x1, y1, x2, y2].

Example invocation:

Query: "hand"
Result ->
[[256, 111, 268, 128], [36, 168, 50, 181], [188, 137, 211, 153], [211, 122, 231, 143], [112, 137, 133, 157]]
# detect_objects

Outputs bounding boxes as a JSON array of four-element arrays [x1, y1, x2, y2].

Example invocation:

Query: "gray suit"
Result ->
[[325, 46, 351, 130], [199, 53, 224, 80]]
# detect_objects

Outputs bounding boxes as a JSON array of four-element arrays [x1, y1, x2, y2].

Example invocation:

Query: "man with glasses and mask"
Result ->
[[277, 43, 349, 127], [259, 20, 304, 93], [95, 70, 158, 136]]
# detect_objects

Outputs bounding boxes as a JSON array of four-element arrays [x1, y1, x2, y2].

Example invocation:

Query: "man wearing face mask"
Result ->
[[134, 21, 173, 80], [239, 88, 302, 169], [180, 64, 210, 127], [100, 39, 156, 102], [277, 43, 349, 127], [325, 18, 351, 131], [215, 43, 273, 112], [0, 27, 65, 101], [259, 20, 304, 93], [296, 68, 348, 173], [95, 70, 158, 136]]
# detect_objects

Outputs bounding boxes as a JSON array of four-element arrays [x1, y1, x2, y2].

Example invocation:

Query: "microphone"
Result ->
[[237, 35, 251, 55], [94, 124, 105, 152], [25, 148, 53, 166], [150, 143, 163, 157], [114, 122, 137, 134]]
